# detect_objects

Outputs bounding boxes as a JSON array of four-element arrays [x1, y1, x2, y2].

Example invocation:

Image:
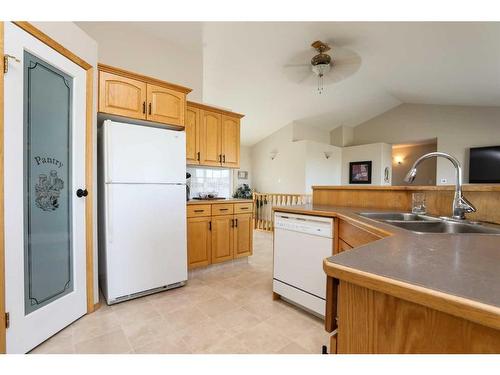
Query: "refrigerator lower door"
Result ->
[[104, 183, 187, 303], [104, 120, 186, 184]]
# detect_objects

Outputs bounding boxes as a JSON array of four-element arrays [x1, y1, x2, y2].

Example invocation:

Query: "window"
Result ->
[[187, 167, 233, 199]]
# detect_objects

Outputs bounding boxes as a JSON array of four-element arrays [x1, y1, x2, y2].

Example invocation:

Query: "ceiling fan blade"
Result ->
[[283, 63, 310, 68]]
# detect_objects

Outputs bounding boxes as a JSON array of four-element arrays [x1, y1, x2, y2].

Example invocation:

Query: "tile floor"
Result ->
[[30, 231, 329, 354]]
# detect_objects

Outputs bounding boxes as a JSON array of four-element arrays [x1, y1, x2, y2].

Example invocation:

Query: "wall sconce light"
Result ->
[[394, 155, 404, 165], [324, 151, 333, 159], [269, 150, 278, 160]]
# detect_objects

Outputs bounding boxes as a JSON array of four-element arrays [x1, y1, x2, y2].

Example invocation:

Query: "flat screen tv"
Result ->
[[469, 146, 500, 183]]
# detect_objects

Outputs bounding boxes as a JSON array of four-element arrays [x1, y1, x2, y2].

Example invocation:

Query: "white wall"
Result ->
[[77, 23, 203, 101], [352, 104, 500, 184], [305, 141, 342, 193], [232, 145, 253, 192], [30, 22, 100, 304], [341, 143, 392, 185], [251, 124, 307, 193]]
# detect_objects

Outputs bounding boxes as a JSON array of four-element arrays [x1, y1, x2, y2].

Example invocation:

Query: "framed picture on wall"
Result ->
[[349, 161, 372, 184]]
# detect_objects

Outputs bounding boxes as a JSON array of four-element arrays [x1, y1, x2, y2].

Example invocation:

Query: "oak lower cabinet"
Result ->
[[233, 213, 253, 258], [186, 217, 212, 268], [211, 215, 234, 264], [186, 101, 244, 168], [187, 202, 253, 269]]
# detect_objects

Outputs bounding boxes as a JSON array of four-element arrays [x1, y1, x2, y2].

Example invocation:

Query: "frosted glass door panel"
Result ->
[[23, 51, 73, 314]]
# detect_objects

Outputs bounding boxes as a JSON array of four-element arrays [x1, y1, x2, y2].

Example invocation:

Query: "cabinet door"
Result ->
[[221, 115, 240, 168], [187, 217, 211, 269], [200, 110, 222, 167], [211, 215, 234, 264], [99, 71, 147, 120], [186, 106, 200, 165], [233, 213, 253, 258], [147, 84, 185, 127]]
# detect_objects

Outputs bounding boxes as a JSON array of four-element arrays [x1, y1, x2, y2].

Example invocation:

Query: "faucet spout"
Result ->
[[404, 152, 476, 220]]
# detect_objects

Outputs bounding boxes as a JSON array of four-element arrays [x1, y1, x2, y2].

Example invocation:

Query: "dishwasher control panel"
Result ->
[[274, 213, 333, 238]]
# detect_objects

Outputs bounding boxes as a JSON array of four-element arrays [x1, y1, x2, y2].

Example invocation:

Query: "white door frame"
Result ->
[[0, 21, 95, 354]]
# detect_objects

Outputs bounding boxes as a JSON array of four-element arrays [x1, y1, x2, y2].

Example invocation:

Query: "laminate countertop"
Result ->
[[187, 198, 253, 205], [273, 204, 500, 329]]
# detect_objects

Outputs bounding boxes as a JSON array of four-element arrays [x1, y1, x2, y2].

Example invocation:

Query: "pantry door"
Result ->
[[3, 22, 88, 353]]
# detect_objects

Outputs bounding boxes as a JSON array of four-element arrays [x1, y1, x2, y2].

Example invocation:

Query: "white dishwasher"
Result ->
[[273, 212, 333, 317]]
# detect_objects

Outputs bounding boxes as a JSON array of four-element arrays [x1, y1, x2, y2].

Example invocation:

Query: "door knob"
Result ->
[[76, 188, 88, 198]]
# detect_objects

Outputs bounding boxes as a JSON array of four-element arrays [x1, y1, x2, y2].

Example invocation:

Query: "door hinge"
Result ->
[[4, 54, 21, 74], [5, 312, 10, 329]]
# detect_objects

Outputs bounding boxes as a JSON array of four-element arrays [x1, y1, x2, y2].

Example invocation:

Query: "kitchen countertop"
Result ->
[[273, 204, 500, 329], [187, 198, 253, 205]]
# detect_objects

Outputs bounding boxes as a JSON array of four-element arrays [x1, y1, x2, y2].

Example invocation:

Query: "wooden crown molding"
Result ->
[[187, 100, 244, 119], [98, 63, 192, 94]]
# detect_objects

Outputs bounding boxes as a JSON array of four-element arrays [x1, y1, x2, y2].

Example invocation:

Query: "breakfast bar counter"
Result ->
[[273, 202, 500, 353]]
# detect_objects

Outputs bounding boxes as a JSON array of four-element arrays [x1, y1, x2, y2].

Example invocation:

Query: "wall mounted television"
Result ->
[[469, 146, 500, 183]]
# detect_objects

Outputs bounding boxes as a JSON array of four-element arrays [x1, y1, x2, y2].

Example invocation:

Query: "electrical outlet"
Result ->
[[440, 178, 447, 184]]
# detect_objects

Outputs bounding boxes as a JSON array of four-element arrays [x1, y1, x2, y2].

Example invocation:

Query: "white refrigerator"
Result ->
[[98, 119, 187, 304]]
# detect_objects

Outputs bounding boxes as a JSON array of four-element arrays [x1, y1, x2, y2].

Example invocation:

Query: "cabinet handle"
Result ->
[[223, 154, 226, 163], [148, 102, 152, 115], [240, 207, 249, 210], [219, 154, 222, 163], [197, 152, 200, 161], [142, 101, 146, 114], [231, 219, 234, 228], [235, 218, 238, 227], [194, 209, 205, 213], [209, 221, 212, 231], [219, 208, 228, 211]]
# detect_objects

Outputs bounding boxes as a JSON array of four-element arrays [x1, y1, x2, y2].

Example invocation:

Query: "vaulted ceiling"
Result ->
[[79, 22, 500, 146]]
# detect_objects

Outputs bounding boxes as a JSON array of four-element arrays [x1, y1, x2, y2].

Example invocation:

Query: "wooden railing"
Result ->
[[253, 192, 312, 231]]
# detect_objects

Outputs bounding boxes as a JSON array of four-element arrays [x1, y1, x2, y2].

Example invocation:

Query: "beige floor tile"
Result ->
[[274, 342, 314, 354], [205, 336, 252, 354], [212, 307, 263, 336], [235, 321, 292, 354], [177, 320, 233, 353], [133, 332, 191, 354], [28, 231, 329, 355], [74, 329, 132, 354], [195, 296, 241, 318]]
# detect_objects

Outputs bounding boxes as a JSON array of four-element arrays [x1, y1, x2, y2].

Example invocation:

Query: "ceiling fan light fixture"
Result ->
[[312, 62, 330, 94]]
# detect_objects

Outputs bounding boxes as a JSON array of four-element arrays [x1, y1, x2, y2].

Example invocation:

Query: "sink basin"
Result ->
[[385, 220, 500, 234], [358, 212, 438, 221]]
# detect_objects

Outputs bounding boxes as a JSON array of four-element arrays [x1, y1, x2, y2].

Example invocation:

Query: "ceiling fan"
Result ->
[[284, 40, 361, 94]]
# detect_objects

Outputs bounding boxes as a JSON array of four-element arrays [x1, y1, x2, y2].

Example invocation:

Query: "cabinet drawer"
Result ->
[[339, 220, 381, 248], [212, 204, 234, 216], [187, 204, 211, 218], [234, 202, 253, 213]]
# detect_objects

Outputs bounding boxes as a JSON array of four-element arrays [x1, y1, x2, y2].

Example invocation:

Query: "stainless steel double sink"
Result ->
[[358, 212, 500, 234]]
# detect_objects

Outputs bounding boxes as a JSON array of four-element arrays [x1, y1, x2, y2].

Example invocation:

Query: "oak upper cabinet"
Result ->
[[98, 64, 191, 127], [186, 101, 244, 168], [211, 214, 234, 264], [187, 217, 211, 269], [99, 71, 147, 120], [233, 213, 253, 258], [147, 84, 185, 127], [185, 106, 200, 164], [200, 110, 222, 167], [221, 115, 240, 168]]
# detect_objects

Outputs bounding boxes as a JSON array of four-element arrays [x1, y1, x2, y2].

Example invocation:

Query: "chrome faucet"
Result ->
[[404, 152, 476, 220]]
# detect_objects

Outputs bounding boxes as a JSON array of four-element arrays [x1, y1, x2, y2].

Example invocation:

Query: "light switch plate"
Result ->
[[440, 178, 447, 184]]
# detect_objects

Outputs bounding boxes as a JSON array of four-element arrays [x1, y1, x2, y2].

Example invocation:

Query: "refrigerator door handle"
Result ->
[[106, 185, 113, 244], [105, 123, 113, 183]]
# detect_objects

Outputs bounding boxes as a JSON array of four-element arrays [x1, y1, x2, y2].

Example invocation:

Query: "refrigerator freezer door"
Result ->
[[104, 120, 186, 183], [104, 183, 187, 301]]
